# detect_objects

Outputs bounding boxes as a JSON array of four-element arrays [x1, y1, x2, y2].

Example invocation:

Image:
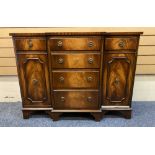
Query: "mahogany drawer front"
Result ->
[[52, 71, 99, 89], [53, 91, 99, 109], [105, 37, 138, 51], [15, 38, 46, 51], [51, 53, 101, 69], [49, 37, 101, 51]]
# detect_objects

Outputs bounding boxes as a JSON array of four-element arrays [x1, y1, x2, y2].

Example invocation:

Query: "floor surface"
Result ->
[[0, 102, 154, 127]]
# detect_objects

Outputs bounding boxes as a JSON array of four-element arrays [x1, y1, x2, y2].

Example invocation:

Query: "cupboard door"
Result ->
[[103, 53, 136, 106], [17, 54, 51, 107]]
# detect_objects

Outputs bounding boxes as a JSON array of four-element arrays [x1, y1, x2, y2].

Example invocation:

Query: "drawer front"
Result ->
[[49, 37, 101, 51], [15, 38, 46, 51], [105, 37, 138, 50], [51, 53, 101, 69], [53, 91, 99, 109], [52, 71, 99, 89]]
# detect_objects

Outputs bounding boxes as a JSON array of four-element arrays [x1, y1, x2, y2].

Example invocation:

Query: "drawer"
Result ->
[[15, 37, 46, 51], [49, 37, 101, 51], [51, 53, 101, 69], [52, 71, 99, 89], [53, 91, 99, 109], [105, 37, 138, 50]]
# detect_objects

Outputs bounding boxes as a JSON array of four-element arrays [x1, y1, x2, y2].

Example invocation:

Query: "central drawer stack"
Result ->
[[49, 36, 102, 110]]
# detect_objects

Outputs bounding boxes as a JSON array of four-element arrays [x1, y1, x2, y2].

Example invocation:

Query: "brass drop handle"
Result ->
[[58, 58, 64, 64], [27, 39, 33, 48], [59, 76, 64, 82], [60, 96, 65, 102], [88, 58, 93, 64], [87, 96, 92, 102], [114, 77, 120, 85], [118, 40, 126, 48], [57, 40, 63, 47], [87, 76, 93, 82], [32, 79, 38, 85], [88, 41, 94, 47]]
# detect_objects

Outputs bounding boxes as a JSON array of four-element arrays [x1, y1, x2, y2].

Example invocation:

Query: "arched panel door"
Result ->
[[103, 53, 136, 106], [17, 54, 51, 108]]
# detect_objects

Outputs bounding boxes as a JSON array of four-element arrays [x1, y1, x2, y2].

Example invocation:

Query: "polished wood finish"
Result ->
[[51, 53, 101, 69], [103, 53, 136, 106], [105, 37, 138, 50], [49, 37, 101, 51], [52, 71, 99, 89], [10, 32, 142, 121], [17, 54, 51, 108], [15, 37, 46, 51], [53, 90, 99, 110]]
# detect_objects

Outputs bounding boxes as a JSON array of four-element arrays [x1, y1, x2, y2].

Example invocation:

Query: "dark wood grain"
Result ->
[[105, 37, 138, 50], [51, 53, 101, 69], [53, 90, 99, 110], [49, 37, 101, 51], [52, 71, 99, 89], [10, 32, 143, 121], [103, 53, 136, 106], [15, 37, 46, 51], [17, 54, 51, 108]]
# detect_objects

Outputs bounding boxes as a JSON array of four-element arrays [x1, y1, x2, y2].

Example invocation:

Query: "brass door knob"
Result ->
[[59, 76, 64, 82], [27, 39, 33, 48], [32, 79, 38, 85], [58, 58, 64, 64], [57, 40, 63, 47], [118, 40, 126, 48], [87, 76, 93, 82], [88, 58, 93, 64], [60, 96, 65, 102], [114, 77, 120, 85], [87, 96, 92, 102], [88, 41, 94, 47]]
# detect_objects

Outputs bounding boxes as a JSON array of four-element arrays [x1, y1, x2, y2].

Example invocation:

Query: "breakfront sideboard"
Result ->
[[10, 32, 143, 121]]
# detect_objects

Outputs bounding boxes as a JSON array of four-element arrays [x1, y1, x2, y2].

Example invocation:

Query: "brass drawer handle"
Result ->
[[88, 41, 94, 47], [87, 96, 92, 102], [57, 40, 63, 47], [60, 96, 65, 102], [27, 39, 33, 48], [88, 58, 93, 64], [114, 77, 120, 85], [59, 76, 64, 82], [32, 79, 38, 85], [118, 40, 126, 48], [58, 58, 64, 64], [87, 76, 93, 82]]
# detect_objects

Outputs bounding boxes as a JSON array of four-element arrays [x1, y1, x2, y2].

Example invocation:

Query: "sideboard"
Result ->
[[10, 32, 143, 121]]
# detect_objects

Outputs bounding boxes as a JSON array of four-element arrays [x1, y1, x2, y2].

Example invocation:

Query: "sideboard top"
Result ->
[[9, 32, 143, 37]]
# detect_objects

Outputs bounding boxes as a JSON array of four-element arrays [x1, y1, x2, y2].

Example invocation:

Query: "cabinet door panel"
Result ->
[[17, 54, 51, 107], [103, 53, 136, 106]]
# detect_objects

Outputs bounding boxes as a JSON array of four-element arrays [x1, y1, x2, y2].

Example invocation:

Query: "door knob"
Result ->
[[87, 76, 93, 82], [88, 41, 94, 47], [59, 76, 64, 82], [87, 96, 92, 102], [88, 58, 93, 64], [60, 96, 65, 102], [27, 39, 33, 48], [57, 40, 63, 47], [58, 58, 64, 64], [118, 40, 126, 48]]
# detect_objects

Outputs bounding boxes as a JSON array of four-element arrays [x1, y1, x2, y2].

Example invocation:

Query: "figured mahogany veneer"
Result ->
[[10, 32, 143, 121], [49, 37, 101, 51]]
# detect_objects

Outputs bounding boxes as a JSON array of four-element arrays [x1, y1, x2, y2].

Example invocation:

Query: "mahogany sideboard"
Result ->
[[10, 32, 143, 121]]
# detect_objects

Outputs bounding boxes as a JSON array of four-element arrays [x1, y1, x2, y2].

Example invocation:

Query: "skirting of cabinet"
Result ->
[[22, 109, 131, 121]]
